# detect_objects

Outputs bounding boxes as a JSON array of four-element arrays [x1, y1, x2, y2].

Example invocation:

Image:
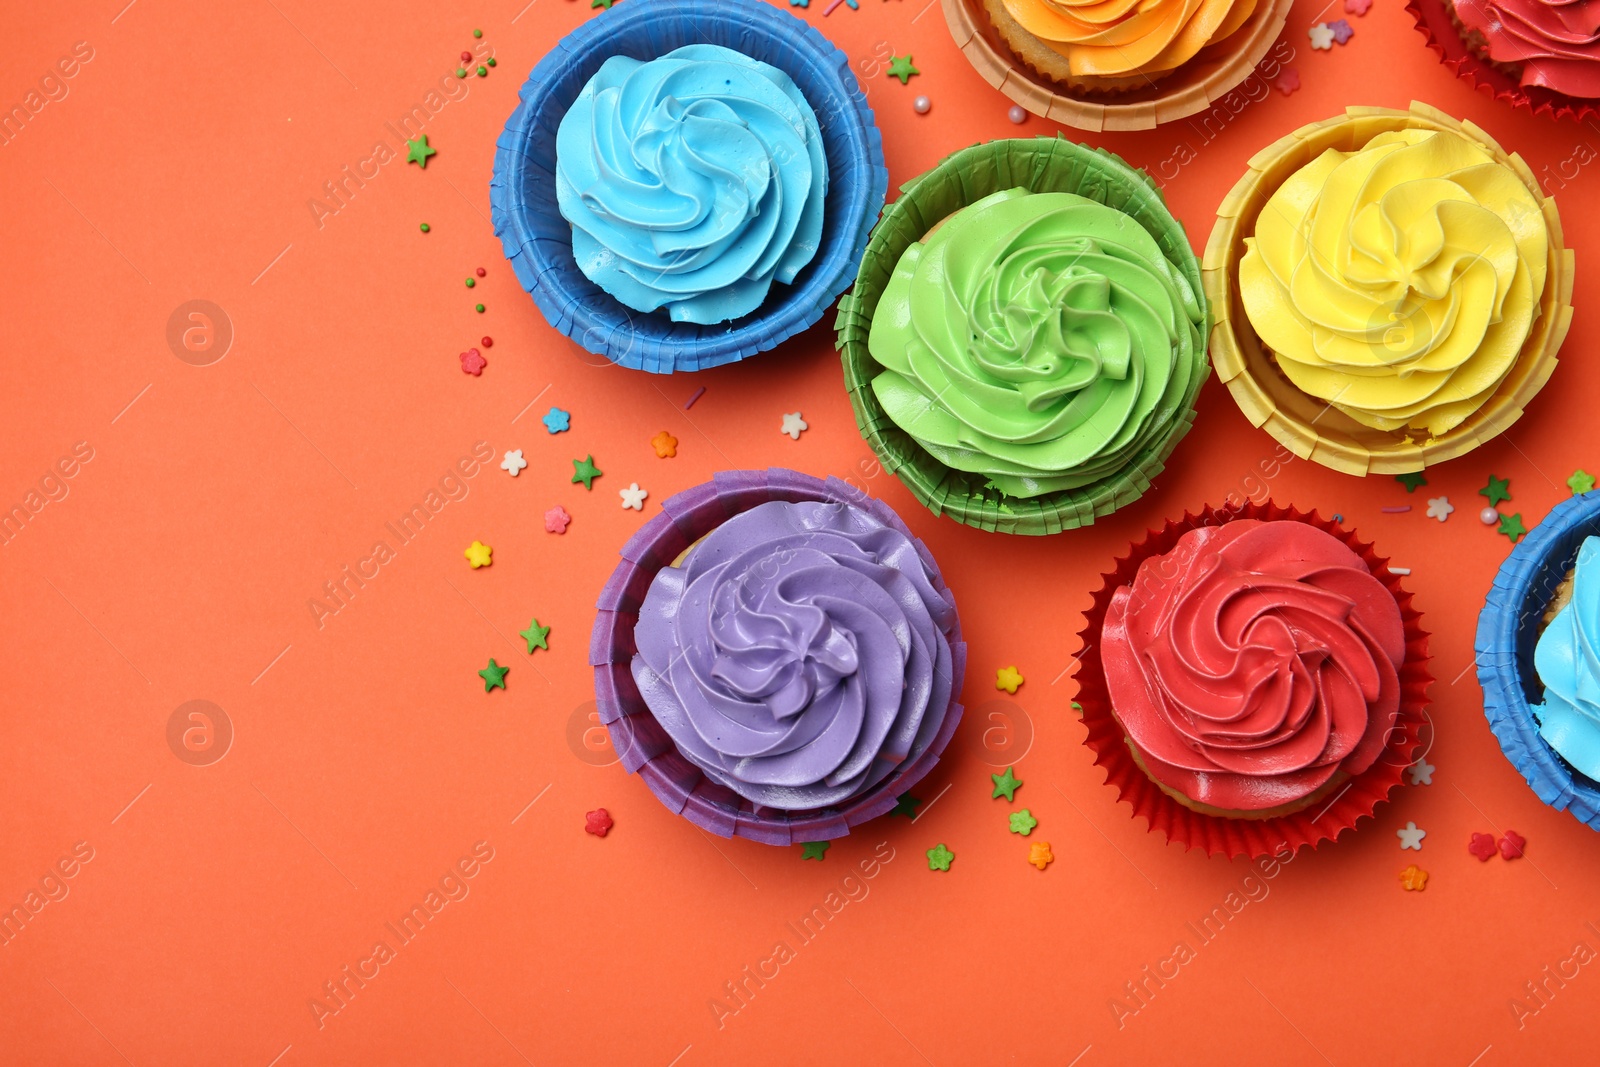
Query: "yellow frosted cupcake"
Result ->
[[1205, 103, 1574, 475]]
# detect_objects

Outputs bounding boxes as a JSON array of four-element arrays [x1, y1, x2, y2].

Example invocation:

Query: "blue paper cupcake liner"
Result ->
[[490, 0, 888, 374], [1476, 490, 1600, 829], [590, 469, 967, 844]]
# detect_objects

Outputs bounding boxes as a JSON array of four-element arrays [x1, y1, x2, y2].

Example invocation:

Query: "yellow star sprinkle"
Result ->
[[464, 540, 493, 568], [995, 665, 1024, 693], [1028, 841, 1054, 871]]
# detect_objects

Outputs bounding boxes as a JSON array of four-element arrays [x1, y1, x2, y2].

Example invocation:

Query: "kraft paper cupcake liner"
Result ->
[[835, 135, 1208, 536], [1408, 0, 1600, 124], [490, 0, 888, 374], [1203, 102, 1574, 477], [941, 0, 1293, 132], [1074, 501, 1432, 859], [1477, 491, 1600, 830], [590, 468, 967, 844]]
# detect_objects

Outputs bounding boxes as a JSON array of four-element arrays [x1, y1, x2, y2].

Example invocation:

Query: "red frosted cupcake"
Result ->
[[1076, 503, 1431, 857], [1410, 0, 1600, 120]]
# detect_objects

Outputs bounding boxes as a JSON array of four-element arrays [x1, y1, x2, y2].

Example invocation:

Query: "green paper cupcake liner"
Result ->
[[834, 135, 1210, 535]]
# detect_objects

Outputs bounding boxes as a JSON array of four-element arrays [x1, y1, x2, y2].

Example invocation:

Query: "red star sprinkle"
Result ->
[[585, 808, 613, 837], [459, 348, 486, 375], [1273, 68, 1301, 96], [1468, 832, 1497, 861], [1345, 0, 1371, 14], [544, 505, 571, 534], [1499, 830, 1526, 859]]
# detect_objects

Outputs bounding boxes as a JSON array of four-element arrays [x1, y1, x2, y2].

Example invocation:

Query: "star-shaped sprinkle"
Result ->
[[500, 449, 527, 477], [1408, 758, 1434, 785], [1329, 18, 1354, 42], [1397, 821, 1426, 850], [651, 431, 678, 458], [406, 134, 436, 168], [801, 841, 829, 861], [543, 407, 571, 434], [460, 348, 486, 375], [991, 766, 1022, 802], [886, 55, 920, 84], [1570, 469, 1595, 494], [1498, 512, 1527, 543], [585, 808, 614, 836], [790, 0, 809, 5], [1480, 475, 1512, 506], [1028, 841, 1054, 870], [571, 455, 603, 489], [780, 411, 808, 440], [890, 793, 921, 819], [926, 843, 954, 871], [1309, 22, 1335, 49], [591, 0, 615, 8], [464, 540, 493, 568], [1273, 68, 1300, 95], [478, 658, 509, 692], [1500, 830, 1526, 859], [1345, 0, 1370, 13], [619, 482, 648, 510], [1009, 809, 1037, 836], [544, 505, 571, 534], [520, 618, 550, 653], [1396, 471, 1427, 492], [1468, 832, 1497, 861], [1425, 496, 1453, 522], [1399, 864, 1429, 891], [995, 665, 1024, 693]]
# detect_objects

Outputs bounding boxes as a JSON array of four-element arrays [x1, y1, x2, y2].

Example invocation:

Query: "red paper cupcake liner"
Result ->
[[1407, 0, 1600, 123], [590, 468, 967, 845], [1073, 501, 1433, 859]]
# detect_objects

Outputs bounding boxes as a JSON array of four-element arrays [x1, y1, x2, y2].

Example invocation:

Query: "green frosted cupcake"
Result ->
[[837, 137, 1209, 534]]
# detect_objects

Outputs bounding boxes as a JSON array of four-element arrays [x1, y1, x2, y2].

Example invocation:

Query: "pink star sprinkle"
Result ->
[[1499, 830, 1526, 859], [459, 348, 486, 375], [544, 505, 571, 534], [1468, 832, 1497, 861], [1273, 68, 1301, 95], [1345, 0, 1371, 14]]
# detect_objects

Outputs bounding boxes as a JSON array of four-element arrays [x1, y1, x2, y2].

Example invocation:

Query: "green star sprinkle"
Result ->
[[1498, 512, 1527, 543], [801, 841, 829, 861], [520, 618, 551, 653], [591, 0, 615, 8], [406, 134, 436, 168], [991, 766, 1022, 802], [1480, 475, 1512, 507], [889, 793, 922, 819], [926, 843, 954, 872], [886, 55, 920, 84], [478, 658, 509, 692], [1009, 808, 1037, 836], [1395, 472, 1427, 492], [571, 455, 603, 489], [1570, 469, 1595, 495]]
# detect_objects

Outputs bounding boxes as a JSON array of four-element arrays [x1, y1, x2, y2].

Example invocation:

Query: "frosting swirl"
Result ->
[[1455, 0, 1600, 99], [1001, 0, 1259, 77], [555, 44, 828, 324], [1533, 536, 1600, 778], [1102, 520, 1405, 812], [1239, 128, 1549, 437], [867, 188, 1204, 498], [631, 500, 958, 810]]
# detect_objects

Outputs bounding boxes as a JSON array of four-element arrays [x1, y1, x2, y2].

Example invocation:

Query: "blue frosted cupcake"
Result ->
[[491, 0, 887, 373], [1477, 490, 1600, 829]]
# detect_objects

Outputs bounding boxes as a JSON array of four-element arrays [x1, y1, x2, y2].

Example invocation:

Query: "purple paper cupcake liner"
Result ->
[[590, 468, 967, 844], [1476, 490, 1600, 830], [490, 0, 889, 374]]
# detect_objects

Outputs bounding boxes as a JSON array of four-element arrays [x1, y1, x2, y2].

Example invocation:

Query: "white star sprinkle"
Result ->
[[780, 412, 808, 440], [1309, 22, 1335, 48], [500, 449, 527, 477], [1409, 758, 1434, 786], [1397, 821, 1426, 850], [1426, 496, 1454, 522], [619, 482, 648, 511]]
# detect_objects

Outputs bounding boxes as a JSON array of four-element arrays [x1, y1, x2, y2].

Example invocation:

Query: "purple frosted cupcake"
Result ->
[[591, 470, 966, 843]]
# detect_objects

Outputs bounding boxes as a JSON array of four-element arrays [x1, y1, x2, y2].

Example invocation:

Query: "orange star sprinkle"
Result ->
[[1399, 864, 1429, 891], [1028, 841, 1054, 870], [651, 431, 678, 458]]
